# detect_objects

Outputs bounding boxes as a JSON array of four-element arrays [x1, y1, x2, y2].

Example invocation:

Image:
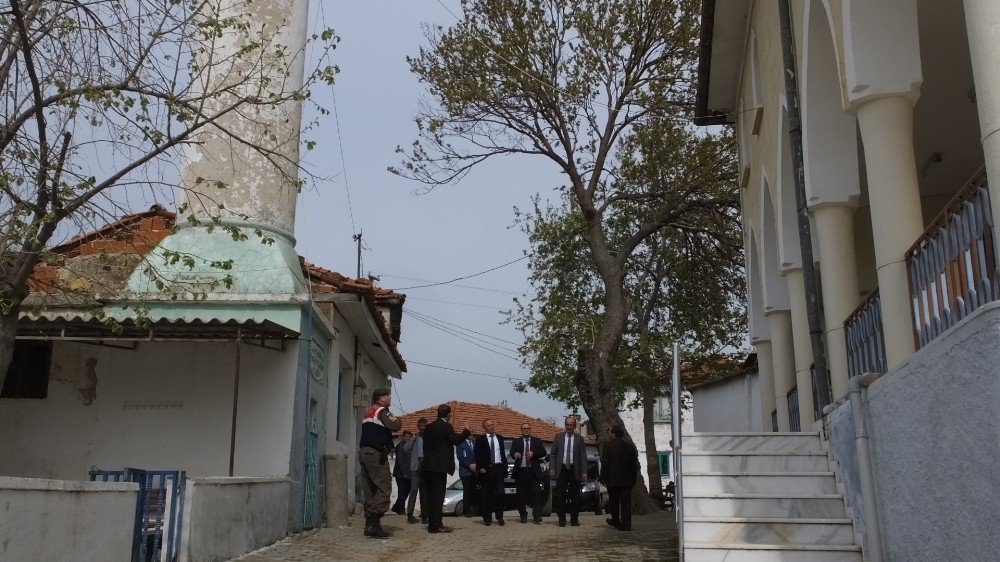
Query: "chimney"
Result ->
[[127, 0, 310, 296]]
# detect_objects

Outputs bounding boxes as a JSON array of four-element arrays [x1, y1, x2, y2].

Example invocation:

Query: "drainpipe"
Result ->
[[229, 331, 242, 477], [777, 0, 832, 411], [850, 372, 883, 562]]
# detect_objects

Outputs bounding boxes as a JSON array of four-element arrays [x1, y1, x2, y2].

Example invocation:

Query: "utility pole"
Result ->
[[353, 232, 362, 279]]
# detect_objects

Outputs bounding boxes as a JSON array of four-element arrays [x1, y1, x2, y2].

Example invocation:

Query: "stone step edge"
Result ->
[[683, 493, 844, 499], [684, 471, 835, 477], [685, 517, 853, 524], [683, 432, 820, 437], [684, 542, 861, 552], [683, 451, 828, 456]]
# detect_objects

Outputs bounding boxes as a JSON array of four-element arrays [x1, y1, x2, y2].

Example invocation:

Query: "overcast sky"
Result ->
[[294, 1, 572, 421]]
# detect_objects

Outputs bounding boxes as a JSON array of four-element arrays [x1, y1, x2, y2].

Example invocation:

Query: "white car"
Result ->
[[441, 479, 466, 516]]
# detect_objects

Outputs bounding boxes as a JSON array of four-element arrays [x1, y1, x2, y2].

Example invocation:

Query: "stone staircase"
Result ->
[[681, 432, 863, 561]]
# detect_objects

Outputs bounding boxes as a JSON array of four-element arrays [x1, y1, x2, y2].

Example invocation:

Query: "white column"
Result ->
[[767, 311, 795, 432], [813, 204, 861, 399], [785, 269, 816, 430], [964, 0, 1000, 242], [755, 340, 777, 431], [856, 96, 924, 367]]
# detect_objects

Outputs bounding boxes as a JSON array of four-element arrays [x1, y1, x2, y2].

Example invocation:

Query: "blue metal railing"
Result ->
[[90, 467, 185, 562], [845, 289, 888, 378], [787, 386, 801, 432], [907, 171, 998, 348]]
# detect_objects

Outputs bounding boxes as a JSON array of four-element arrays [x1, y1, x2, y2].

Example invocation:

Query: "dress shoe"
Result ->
[[533, 518, 542, 524], [483, 519, 492, 526], [520, 514, 528, 524], [606, 518, 621, 529], [497, 518, 505, 526], [428, 525, 454, 534], [420, 517, 428, 524], [406, 515, 419, 524], [558, 519, 566, 527], [570, 519, 580, 526], [618, 526, 631, 531]]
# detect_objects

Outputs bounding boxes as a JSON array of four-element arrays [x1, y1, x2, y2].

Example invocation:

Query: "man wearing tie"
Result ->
[[472, 419, 508, 526], [549, 415, 587, 527], [510, 423, 548, 524]]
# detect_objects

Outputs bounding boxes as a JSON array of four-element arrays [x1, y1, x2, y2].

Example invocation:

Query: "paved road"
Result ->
[[234, 510, 679, 561]]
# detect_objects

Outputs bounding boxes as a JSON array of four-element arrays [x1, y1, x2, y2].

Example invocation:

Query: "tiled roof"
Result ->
[[25, 207, 406, 371], [685, 353, 758, 389], [397, 401, 595, 445]]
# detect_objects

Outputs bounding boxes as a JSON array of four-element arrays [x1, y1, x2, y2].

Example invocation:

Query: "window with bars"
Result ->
[[658, 451, 671, 477], [771, 409, 778, 432]]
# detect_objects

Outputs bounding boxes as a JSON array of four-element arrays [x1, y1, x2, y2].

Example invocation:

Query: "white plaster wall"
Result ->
[[691, 372, 763, 433], [0, 477, 136, 562], [0, 340, 298, 480], [619, 391, 694, 489], [180, 476, 290, 562]]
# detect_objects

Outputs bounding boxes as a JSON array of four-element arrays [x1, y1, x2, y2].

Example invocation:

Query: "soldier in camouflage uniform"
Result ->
[[359, 388, 402, 538]]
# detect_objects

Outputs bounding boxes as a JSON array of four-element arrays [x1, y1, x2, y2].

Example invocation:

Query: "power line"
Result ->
[[394, 256, 528, 290], [408, 360, 529, 382], [377, 273, 521, 295], [406, 308, 520, 346], [405, 296, 506, 310], [317, 1, 358, 236], [404, 310, 521, 359]]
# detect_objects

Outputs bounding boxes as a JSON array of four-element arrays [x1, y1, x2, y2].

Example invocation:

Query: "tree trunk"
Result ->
[[642, 391, 664, 493], [0, 302, 19, 391]]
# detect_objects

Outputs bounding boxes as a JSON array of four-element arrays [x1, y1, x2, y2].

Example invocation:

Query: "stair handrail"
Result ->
[[671, 341, 685, 561]]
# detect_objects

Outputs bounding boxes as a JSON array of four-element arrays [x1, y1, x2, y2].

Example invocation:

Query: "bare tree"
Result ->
[[0, 0, 338, 386]]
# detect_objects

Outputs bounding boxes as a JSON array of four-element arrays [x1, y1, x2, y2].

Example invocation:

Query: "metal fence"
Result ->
[[90, 467, 186, 562], [845, 289, 888, 378], [907, 172, 998, 348]]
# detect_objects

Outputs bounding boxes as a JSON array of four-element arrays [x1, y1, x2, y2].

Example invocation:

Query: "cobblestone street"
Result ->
[[234, 511, 679, 561]]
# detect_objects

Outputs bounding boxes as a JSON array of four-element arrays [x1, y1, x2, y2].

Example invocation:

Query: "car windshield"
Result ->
[[447, 479, 463, 490]]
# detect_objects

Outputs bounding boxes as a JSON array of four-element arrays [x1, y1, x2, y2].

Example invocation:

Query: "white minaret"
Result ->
[[129, 0, 310, 295]]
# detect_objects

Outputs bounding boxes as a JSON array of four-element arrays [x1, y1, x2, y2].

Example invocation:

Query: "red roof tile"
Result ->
[[398, 401, 595, 445]]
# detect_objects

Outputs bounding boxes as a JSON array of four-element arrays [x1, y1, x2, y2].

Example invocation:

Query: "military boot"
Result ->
[[363, 515, 390, 539], [374, 515, 393, 537]]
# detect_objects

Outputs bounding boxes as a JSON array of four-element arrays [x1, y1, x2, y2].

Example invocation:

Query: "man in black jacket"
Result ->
[[510, 422, 547, 524], [420, 403, 471, 533], [473, 419, 508, 526], [599, 423, 640, 531]]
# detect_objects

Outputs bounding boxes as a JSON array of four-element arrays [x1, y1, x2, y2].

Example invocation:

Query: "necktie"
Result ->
[[523, 438, 529, 467], [490, 435, 496, 464]]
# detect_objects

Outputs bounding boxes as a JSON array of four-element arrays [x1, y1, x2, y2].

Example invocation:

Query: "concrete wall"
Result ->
[[0, 476, 136, 562], [822, 397, 866, 539], [863, 302, 1000, 561], [180, 476, 290, 562], [691, 372, 763, 432], [0, 340, 298, 480]]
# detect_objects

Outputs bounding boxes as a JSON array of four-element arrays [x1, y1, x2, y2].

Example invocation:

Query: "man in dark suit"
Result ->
[[472, 418, 508, 526], [599, 423, 640, 531], [420, 403, 471, 533], [549, 415, 587, 527], [510, 422, 547, 524]]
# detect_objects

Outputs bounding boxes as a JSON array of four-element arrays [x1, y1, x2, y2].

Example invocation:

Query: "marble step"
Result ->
[[682, 432, 824, 454], [684, 517, 856, 546], [684, 452, 830, 473], [683, 472, 839, 495], [685, 543, 863, 562], [683, 493, 848, 518]]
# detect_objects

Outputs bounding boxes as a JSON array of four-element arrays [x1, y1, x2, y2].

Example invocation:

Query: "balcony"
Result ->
[[906, 170, 998, 349], [845, 170, 997, 377]]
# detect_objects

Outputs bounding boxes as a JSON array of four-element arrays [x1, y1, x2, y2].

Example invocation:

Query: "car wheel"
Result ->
[[455, 500, 463, 516]]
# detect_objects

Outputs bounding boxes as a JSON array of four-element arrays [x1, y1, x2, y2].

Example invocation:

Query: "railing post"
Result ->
[[671, 341, 684, 561]]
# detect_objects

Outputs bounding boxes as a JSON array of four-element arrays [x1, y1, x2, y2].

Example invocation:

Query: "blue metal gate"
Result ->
[[302, 415, 320, 529], [90, 467, 186, 562]]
